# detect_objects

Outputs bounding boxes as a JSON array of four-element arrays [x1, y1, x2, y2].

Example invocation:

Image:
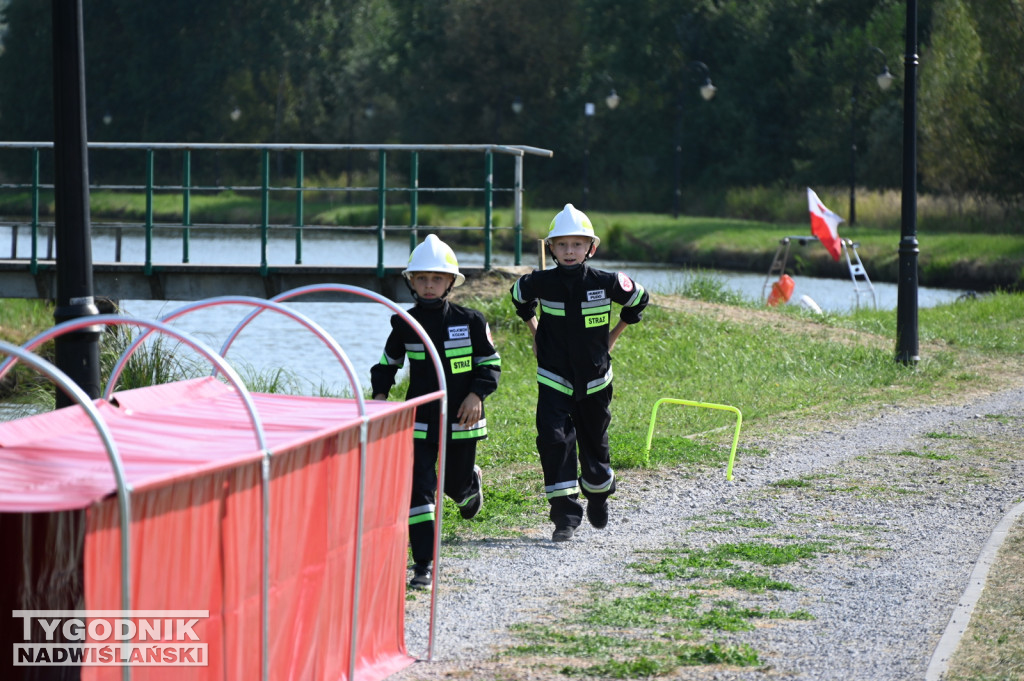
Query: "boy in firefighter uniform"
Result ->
[[371, 235, 501, 588], [510, 204, 649, 542]]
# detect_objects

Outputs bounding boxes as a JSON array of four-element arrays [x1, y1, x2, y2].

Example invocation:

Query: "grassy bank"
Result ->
[[452, 282, 1024, 541]]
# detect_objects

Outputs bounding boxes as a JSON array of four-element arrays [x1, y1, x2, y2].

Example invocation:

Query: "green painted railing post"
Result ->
[[182, 150, 192, 263], [29, 147, 39, 274], [144, 149, 154, 275], [260, 149, 269, 275], [514, 154, 524, 266], [294, 150, 304, 264], [409, 152, 419, 252], [484, 149, 493, 270], [377, 151, 387, 277]]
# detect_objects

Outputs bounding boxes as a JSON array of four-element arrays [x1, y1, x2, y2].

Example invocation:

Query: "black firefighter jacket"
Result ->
[[370, 300, 501, 443], [510, 264, 649, 400]]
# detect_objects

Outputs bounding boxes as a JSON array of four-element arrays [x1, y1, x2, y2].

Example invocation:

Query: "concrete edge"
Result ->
[[924, 498, 1024, 680]]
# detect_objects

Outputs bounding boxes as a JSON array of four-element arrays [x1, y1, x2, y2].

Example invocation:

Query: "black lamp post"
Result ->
[[52, 0, 101, 406], [849, 47, 895, 225], [896, 0, 919, 364], [582, 90, 621, 211], [673, 61, 716, 218]]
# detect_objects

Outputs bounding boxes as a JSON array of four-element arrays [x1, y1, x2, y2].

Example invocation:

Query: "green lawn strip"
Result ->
[[504, 539, 829, 677]]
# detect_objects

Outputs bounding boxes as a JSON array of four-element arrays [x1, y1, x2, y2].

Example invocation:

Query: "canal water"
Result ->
[[102, 232, 965, 397]]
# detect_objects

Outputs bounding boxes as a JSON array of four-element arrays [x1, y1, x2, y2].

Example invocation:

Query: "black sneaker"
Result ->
[[552, 525, 575, 542], [459, 465, 483, 520], [410, 562, 431, 590], [586, 498, 609, 529]]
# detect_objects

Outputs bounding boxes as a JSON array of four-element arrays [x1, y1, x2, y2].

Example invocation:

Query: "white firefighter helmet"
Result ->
[[402, 234, 465, 286], [545, 203, 600, 248]]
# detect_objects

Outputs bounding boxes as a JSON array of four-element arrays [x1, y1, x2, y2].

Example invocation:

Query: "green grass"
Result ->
[[458, 287, 1011, 535], [770, 478, 813, 489], [508, 536, 825, 676], [720, 572, 797, 593], [926, 431, 969, 440], [888, 448, 958, 461]]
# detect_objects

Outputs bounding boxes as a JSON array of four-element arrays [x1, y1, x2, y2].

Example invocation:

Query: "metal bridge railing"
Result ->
[[0, 142, 553, 276]]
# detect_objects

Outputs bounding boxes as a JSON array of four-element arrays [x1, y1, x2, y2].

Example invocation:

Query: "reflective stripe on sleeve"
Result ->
[[512, 279, 526, 303], [379, 351, 403, 367], [405, 342, 427, 360], [624, 283, 646, 307]]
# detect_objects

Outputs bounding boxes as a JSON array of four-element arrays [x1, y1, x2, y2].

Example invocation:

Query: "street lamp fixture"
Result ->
[[511, 96, 524, 115], [102, 112, 112, 126], [605, 89, 621, 111], [849, 47, 895, 225], [674, 61, 716, 218], [877, 65, 895, 91], [583, 102, 595, 210], [229, 106, 241, 122]]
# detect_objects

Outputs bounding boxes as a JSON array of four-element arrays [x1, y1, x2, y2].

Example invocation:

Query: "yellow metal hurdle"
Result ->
[[644, 398, 743, 481]]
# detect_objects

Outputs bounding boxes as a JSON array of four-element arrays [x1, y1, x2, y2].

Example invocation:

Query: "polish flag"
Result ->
[[807, 187, 844, 261]]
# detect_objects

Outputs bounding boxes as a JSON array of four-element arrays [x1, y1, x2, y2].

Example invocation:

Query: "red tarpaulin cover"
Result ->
[[0, 377, 420, 681]]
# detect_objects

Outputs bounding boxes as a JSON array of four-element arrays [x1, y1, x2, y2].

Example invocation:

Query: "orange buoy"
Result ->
[[767, 274, 795, 307]]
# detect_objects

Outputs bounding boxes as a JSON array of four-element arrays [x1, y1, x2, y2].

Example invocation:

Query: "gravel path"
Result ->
[[391, 384, 1024, 680]]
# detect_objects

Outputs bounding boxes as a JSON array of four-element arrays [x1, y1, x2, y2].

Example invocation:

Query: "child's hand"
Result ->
[[372, 393, 388, 401], [608, 320, 628, 352], [456, 393, 482, 426]]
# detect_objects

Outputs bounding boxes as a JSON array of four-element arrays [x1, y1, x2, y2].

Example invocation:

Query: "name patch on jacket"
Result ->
[[583, 291, 611, 328], [448, 325, 470, 339]]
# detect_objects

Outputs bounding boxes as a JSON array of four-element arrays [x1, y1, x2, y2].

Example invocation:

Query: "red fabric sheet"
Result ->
[[0, 377, 419, 681]]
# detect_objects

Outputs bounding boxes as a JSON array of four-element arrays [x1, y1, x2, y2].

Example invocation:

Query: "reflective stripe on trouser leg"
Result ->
[[536, 383, 584, 528]]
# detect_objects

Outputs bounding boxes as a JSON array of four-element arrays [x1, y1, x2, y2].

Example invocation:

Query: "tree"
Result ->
[[919, 0, 993, 200]]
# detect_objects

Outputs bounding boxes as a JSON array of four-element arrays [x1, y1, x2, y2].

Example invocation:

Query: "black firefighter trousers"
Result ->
[[408, 437, 479, 565], [536, 382, 617, 529]]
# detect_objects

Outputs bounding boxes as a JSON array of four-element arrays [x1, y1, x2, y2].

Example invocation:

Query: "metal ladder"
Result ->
[[842, 239, 876, 310], [762, 236, 876, 310]]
